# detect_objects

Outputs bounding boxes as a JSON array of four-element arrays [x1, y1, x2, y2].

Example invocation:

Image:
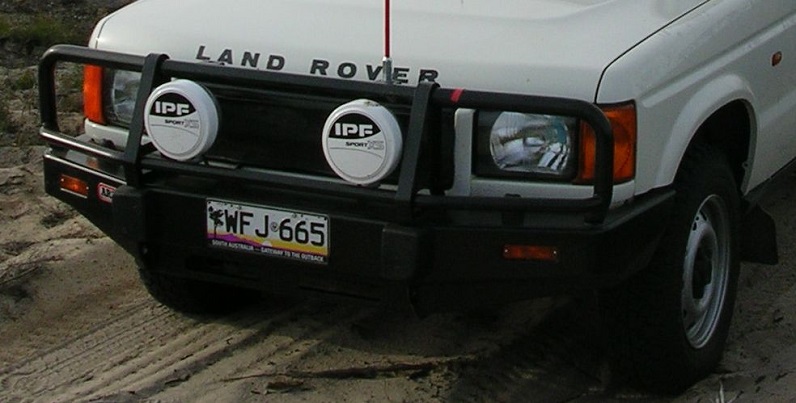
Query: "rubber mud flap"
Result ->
[[112, 185, 150, 249], [741, 205, 778, 264], [381, 225, 428, 281]]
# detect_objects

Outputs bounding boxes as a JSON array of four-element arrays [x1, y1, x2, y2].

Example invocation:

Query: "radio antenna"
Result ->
[[383, 0, 393, 84]]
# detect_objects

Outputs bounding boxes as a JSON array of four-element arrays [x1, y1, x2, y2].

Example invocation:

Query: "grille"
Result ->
[[204, 85, 412, 182]]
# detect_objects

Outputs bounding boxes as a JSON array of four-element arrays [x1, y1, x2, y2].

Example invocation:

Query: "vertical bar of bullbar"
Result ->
[[396, 81, 439, 222], [38, 49, 61, 132], [124, 53, 170, 187]]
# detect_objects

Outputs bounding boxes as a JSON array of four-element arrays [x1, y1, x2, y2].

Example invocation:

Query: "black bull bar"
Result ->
[[38, 44, 614, 224]]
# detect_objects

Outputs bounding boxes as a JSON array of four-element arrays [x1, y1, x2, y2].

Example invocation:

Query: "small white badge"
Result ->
[[97, 183, 116, 203]]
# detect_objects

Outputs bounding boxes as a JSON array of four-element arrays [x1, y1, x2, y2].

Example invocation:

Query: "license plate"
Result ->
[[206, 199, 329, 264]]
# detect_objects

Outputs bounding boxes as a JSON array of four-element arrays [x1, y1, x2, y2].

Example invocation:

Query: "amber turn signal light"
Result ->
[[577, 102, 636, 184], [83, 65, 105, 124]]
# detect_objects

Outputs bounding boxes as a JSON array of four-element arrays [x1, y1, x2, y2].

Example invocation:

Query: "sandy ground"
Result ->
[[0, 145, 794, 402]]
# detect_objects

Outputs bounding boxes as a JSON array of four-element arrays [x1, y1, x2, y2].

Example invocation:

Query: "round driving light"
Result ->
[[322, 99, 403, 185], [144, 80, 220, 161]]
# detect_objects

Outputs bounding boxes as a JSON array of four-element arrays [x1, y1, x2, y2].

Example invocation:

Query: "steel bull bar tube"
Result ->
[[39, 44, 614, 224]]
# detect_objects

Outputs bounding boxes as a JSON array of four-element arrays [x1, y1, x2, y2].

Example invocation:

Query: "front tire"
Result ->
[[604, 144, 741, 393]]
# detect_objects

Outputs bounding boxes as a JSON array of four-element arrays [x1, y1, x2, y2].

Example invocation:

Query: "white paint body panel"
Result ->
[[89, 0, 796, 203], [598, 0, 796, 195]]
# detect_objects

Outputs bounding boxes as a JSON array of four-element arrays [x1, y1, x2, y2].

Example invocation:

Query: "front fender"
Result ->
[[654, 74, 756, 188]]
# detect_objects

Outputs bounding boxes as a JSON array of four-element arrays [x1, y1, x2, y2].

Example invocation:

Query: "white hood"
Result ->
[[92, 0, 705, 101]]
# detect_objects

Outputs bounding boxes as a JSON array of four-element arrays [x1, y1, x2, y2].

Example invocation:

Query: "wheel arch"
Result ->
[[654, 74, 757, 194], [686, 100, 753, 192]]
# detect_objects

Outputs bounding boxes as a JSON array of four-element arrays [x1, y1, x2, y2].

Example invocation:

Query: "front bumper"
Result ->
[[44, 151, 673, 312]]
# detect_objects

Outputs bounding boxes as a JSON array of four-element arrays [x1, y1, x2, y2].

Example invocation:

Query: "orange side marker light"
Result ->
[[59, 174, 89, 198], [503, 245, 559, 262]]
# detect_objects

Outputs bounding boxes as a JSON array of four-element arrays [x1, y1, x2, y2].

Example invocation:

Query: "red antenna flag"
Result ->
[[383, 0, 393, 84], [384, 0, 391, 58]]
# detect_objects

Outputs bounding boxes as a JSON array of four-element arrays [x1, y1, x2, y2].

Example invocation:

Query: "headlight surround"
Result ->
[[103, 69, 141, 127], [475, 111, 578, 180]]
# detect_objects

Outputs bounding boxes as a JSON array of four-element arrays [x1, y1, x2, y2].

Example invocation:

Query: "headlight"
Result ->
[[476, 111, 578, 180], [103, 69, 141, 127]]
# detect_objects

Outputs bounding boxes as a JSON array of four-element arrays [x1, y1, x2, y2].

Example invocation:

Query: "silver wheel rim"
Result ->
[[682, 195, 730, 349]]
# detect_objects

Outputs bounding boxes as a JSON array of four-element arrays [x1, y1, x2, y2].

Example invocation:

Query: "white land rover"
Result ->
[[38, 0, 796, 393]]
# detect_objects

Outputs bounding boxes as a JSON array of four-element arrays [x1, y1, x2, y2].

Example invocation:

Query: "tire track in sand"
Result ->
[[0, 296, 371, 401]]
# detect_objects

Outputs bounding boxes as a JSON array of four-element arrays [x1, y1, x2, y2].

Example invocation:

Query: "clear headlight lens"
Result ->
[[476, 111, 578, 180], [103, 69, 141, 127]]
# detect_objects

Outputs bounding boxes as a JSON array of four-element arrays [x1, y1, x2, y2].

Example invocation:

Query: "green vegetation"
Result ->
[[10, 68, 36, 91], [0, 14, 85, 49]]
